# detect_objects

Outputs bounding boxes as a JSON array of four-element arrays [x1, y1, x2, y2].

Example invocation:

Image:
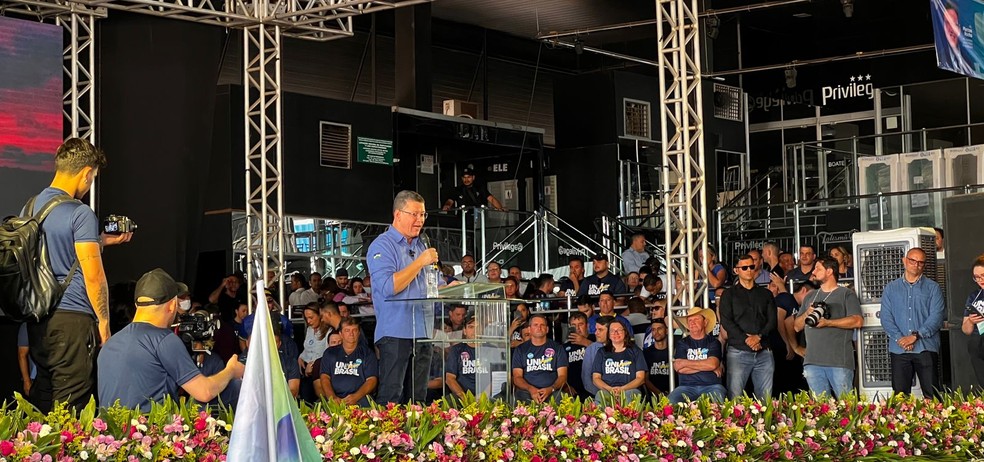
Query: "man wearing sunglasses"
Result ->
[[879, 248, 944, 398], [718, 255, 777, 400]]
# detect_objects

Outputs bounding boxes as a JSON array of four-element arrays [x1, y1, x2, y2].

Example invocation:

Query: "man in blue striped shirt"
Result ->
[[880, 248, 945, 398]]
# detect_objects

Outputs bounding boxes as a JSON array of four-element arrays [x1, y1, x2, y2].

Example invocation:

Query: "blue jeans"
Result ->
[[803, 365, 854, 399], [726, 348, 774, 400], [376, 337, 432, 404], [668, 384, 726, 404]]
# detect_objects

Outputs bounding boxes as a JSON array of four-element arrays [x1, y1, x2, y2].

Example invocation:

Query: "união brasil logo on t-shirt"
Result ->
[[459, 351, 490, 375], [605, 359, 633, 375], [650, 360, 669, 376], [566, 346, 585, 362], [334, 359, 363, 376], [687, 348, 709, 361], [526, 348, 557, 372]]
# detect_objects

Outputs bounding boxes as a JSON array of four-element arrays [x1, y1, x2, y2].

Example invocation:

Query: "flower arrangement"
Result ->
[[3, 391, 984, 461]]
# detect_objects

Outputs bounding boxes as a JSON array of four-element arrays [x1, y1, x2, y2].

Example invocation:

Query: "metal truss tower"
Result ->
[[656, 0, 708, 385], [2, 0, 430, 309], [242, 6, 285, 310]]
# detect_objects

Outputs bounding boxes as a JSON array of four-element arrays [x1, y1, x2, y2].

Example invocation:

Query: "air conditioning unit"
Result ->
[[857, 154, 900, 231], [899, 150, 944, 227], [944, 144, 984, 188], [852, 227, 938, 401]]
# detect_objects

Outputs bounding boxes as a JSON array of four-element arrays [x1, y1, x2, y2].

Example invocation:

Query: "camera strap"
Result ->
[[810, 286, 838, 308]]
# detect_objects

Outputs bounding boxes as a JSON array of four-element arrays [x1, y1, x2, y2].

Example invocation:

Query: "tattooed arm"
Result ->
[[76, 242, 111, 344]]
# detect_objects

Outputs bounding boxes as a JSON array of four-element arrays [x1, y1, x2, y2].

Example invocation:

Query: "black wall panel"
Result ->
[[944, 192, 984, 391], [98, 13, 224, 287]]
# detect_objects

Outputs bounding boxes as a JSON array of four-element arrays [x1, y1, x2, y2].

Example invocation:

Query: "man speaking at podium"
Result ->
[[368, 191, 441, 404]]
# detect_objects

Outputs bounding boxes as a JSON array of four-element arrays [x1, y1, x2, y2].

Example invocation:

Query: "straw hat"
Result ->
[[673, 307, 717, 335]]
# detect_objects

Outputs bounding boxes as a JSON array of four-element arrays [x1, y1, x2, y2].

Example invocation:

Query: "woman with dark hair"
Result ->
[[962, 254, 984, 388], [590, 320, 647, 403], [504, 276, 521, 299], [828, 246, 854, 279], [298, 302, 329, 401]]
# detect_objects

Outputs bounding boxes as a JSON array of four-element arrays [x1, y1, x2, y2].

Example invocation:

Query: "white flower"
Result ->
[[478, 452, 486, 460], [661, 441, 670, 448], [315, 435, 325, 444], [80, 451, 89, 460], [807, 429, 815, 437], [479, 439, 487, 446], [366, 452, 375, 459], [39, 424, 51, 437], [137, 424, 148, 432], [619, 445, 628, 452], [131, 419, 140, 426], [914, 449, 922, 456], [143, 451, 153, 459], [676, 440, 687, 447], [697, 441, 705, 448], [350, 447, 361, 455]]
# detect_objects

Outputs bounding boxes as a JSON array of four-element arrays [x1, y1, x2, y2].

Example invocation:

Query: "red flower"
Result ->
[[310, 427, 325, 438], [839, 418, 849, 427], [194, 418, 208, 432], [662, 405, 673, 417], [0, 440, 13, 457]]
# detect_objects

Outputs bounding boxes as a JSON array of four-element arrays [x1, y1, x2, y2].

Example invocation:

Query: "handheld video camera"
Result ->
[[103, 215, 138, 234], [175, 311, 220, 353]]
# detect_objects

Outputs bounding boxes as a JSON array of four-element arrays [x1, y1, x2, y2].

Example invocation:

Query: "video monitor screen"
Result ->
[[0, 16, 62, 216], [931, 0, 984, 79]]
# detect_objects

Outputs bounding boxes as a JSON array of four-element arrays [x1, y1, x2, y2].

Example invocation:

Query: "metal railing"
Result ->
[[715, 184, 984, 265]]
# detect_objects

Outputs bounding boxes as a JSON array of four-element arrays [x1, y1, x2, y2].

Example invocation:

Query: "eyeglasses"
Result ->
[[973, 274, 984, 282], [398, 209, 428, 220], [905, 257, 926, 267], [736, 265, 755, 271]]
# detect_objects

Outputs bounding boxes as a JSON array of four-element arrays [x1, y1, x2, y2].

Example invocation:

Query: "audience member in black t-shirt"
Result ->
[[562, 312, 591, 398], [643, 320, 670, 396]]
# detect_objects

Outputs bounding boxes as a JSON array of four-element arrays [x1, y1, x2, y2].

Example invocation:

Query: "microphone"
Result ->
[[419, 233, 438, 269]]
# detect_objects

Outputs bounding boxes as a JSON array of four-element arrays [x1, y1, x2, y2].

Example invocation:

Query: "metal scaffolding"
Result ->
[[243, 15, 285, 310], [656, 0, 708, 387], [2, 0, 430, 309]]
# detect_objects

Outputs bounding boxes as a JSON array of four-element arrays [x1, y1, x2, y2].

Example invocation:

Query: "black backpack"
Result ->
[[0, 195, 81, 321]]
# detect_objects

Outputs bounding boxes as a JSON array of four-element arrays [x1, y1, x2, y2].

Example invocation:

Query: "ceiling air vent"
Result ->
[[623, 98, 651, 140], [320, 121, 352, 169], [713, 83, 743, 122]]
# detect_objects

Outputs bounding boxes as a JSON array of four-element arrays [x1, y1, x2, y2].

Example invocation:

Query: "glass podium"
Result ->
[[397, 282, 517, 402]]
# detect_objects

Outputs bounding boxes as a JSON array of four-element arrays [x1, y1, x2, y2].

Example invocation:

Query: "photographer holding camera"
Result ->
[[794, 256, 862, 399], [98, 269, 244, 411]]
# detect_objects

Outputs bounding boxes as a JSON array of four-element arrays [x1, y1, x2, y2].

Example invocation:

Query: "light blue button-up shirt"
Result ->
[[880, 275, 945, 355], [367, 226, 429, 342]]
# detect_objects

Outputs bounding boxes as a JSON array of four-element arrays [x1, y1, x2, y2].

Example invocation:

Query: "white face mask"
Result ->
[[179, 299, 192, 311]]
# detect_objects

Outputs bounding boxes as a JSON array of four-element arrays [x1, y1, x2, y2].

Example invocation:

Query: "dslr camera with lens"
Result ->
[[103, 214, 137, 234], [805, 301, 830, 327]]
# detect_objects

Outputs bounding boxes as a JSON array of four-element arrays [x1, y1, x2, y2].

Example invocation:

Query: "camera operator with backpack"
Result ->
[[1, 139, 131, 412]]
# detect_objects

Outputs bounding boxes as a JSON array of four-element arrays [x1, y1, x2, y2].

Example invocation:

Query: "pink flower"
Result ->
[[310, 427, 325, 438], [662, 405, 673, 417], [194, 418, 207, 432], [840, 418, 850, 427], [26, 422, 41, 433], [92, 419, 107, 432], [0, 440, 13, 456]]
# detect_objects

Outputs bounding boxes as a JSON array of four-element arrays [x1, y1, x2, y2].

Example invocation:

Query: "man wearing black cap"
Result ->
[[441, 165, 507, 212], [335, 268, 350, 291], [577, 254, 628, 297], [97, 269, 245, 411]]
